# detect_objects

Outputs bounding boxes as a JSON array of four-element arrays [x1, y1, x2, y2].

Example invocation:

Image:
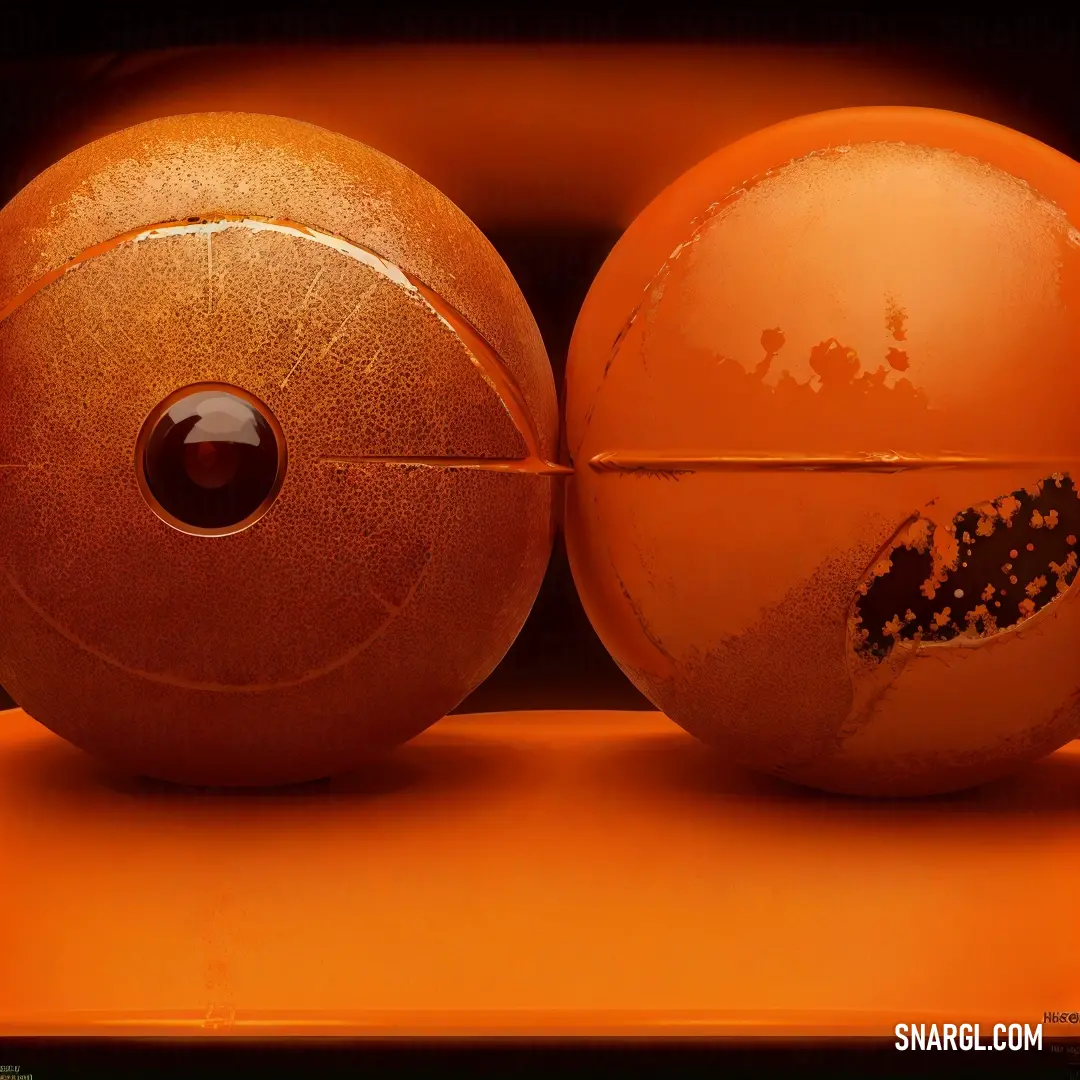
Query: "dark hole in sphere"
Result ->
[[143, 390, 280, 530], [856, 473, 1080, 660]]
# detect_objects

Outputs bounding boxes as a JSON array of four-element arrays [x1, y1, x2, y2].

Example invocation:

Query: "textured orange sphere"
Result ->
[[566, 107, 1080, 796], [0, 112, 558, 786]]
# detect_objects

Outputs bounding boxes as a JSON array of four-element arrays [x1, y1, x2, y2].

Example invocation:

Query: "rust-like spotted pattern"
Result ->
[[0, 113, 558, 786], [853, 474, 1080, 659]]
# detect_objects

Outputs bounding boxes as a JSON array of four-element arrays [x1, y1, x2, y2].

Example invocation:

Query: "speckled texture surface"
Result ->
[[0, 112, 557, 458], [0, 113, 557, 785]]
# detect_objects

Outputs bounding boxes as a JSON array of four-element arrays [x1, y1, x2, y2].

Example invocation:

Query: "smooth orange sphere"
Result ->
[[565, 107, 1080, 796], [0, 112, 558, 786]]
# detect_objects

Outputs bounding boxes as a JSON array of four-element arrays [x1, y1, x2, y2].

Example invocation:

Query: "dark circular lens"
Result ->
[[139, 386, 285, 532]]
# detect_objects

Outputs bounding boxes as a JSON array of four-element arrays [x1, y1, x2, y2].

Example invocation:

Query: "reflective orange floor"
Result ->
[[1, 707, 1078, 1038]]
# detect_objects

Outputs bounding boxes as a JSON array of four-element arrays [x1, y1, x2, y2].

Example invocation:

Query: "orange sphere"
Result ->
[[0, 112, 558, 786], [565, 107, 1080, 796]]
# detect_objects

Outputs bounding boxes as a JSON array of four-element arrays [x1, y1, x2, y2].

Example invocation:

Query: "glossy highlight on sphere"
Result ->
[[565, 107, 1080, 796], [0, 112, 558, 786], [137, 383, 286, 535]]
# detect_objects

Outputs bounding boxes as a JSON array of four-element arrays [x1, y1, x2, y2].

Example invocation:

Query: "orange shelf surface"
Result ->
[[1, 707, 1078, 1038]]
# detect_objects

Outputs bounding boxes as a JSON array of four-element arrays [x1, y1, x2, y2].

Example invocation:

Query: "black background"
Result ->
[[1, 8, 1079, 1080], [1, 9, 1079, 719]]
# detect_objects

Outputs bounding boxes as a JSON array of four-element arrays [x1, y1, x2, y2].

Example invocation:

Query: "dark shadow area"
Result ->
[[479, 223, 618, 406], [9, 712, 1080, 819], [585, 729, 1080, 819], [456, 530, 654, 714], [0, 1035, 1073, 1080], [453, 223, 652, 712], [0, 723, 535, 813]]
